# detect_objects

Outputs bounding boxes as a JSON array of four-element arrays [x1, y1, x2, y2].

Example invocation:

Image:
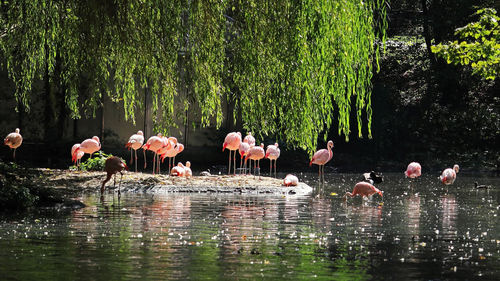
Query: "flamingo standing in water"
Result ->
[[125, 130, 145, 172], [4, 128, 23, 160], [71, 143, 84, 168], [72, 136, 101, 162], [265, 143, 280, 177], [440, 164, 459, 185], [101, 156, 128, 197], [238, 142, 251, 174], [223, 132, 242, 175], [310, 140, 334, 182], [142, 134, 164, 174], [283, 174, 299, 187], [343, 182, 383, 201], [405, 162, 422, 178], [245, 143, 265, 179]]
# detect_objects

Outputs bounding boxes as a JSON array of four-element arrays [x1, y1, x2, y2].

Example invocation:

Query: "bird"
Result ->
[[170, 162, 186, 177], [440, 164, 459, 185], [244, 132, 256, 146], [238, 142, 251, 175], [71, 143, 84, 168], [4, 128, 23, 160], [283, 174, 299, 187], [310, 140, 334, 182], [125, 130, 145, 172], [142, 134, 164, 174], [158, 136, 176, 172], [265, 143, 280, 177], [101, 156, 128, 197], [243, 133, 256, 174], [474, 182, 490, 189], [343, 182, 383, 201], [72, 136, 101, 163], [245, 143, 265, 179], [362, 171, 383, 184], [405, 162, 422, 178], [222, 132, 242, 175], [184, 161, 192, 178]]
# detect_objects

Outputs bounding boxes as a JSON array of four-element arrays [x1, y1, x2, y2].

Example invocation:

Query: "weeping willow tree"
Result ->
[[0, 0, 387, 154]]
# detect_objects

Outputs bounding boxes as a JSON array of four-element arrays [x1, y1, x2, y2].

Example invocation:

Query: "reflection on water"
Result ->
[[0, 173, 499, 280]]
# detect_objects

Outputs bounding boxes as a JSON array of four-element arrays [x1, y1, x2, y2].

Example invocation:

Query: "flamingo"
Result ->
[[101, 156, 128, 197], [309, 140, 334, 181], [170, 162, 186, 177], [125, 130, 145, 172], [4, 128, 23, 160], [244, 132, 256, 174], [343, 182, 383, 201], [142, 134, 164, 174], [405, 162, 422, 178], [71, 143, 84, 168], [156, 136, 175, 174], [283, 174, 299, 187], [265, 143, 280, 177], [160, 141, 184, 173], [238, 142, 250, 174], [245, 143, 265, 179], [72, 136, 101, 162], [440, 164, 459, 185], [184, 161, 192, 178], [244, 132, 256, 146], [222, 132, 242, 175]]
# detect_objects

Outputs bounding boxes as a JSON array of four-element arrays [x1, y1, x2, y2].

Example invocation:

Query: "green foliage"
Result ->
[[0, 0, 388, 154], [431, 8, 500, 80], [76, 151, 112, 171]]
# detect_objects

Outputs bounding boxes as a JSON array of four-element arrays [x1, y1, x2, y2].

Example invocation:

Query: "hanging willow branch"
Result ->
[[0, 0, 387, 154]]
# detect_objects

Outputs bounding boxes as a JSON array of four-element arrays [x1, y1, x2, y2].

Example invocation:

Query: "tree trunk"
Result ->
[[144, 86, 153, 138], [421, 0, 435, 63]]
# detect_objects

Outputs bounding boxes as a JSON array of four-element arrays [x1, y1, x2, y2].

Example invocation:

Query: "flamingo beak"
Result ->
[[265, 152, 269, 158], [379, 191, 383, 197], [222, 143, 227, 151]]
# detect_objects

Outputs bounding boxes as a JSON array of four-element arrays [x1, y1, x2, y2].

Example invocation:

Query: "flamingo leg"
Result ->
[[269, 160, 272, 176], [152, 153, 156, 175], [135, 150, 138, 173], [118, 172, 122, 198], [130, 149, 133, 165], [13, 148, 16, 161], [233, 150, 237, 175], [257, 160, 261, 180], [143, 149, 147, 169], [229, 150, 232, 175], [274, 161, 277, 178], [239, 157, 243, 174]]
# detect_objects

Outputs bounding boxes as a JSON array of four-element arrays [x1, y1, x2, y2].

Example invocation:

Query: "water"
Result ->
[[0, 173, 499, 280]]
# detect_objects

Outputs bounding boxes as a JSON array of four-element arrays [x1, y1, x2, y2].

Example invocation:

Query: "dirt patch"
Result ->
[[42, 169, 313, 196]]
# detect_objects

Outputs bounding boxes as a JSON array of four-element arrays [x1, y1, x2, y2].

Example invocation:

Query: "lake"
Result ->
[[0, 172, 499, 280]]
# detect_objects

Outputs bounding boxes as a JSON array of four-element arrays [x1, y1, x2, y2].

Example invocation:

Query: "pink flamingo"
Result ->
[[309, 140, 334, 181], [125, 130, 145, 172], [405, 162, 422, 178], [283, 174, 299, 187], [440, 164, 459, 185], [4, 128, 23, 160], [71, 143, 84, 168], [161, 141, 184, 173], [243, 133, 256, 173], [245, 143, 265, 179], [238, 142, 251, 174], [101, 156, 128, 197], [125, 130, 146, 173], [343, 182, 383, 201], [265, 143, 280, 177], [142, 133, 164, 174], [156, 136, 176, 173], [184, 161, 192, 178], [244, 132, 256, 146], [72, 136, 101, 163], [170, 162, 186, 177], [223, 132, 242, 175]]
